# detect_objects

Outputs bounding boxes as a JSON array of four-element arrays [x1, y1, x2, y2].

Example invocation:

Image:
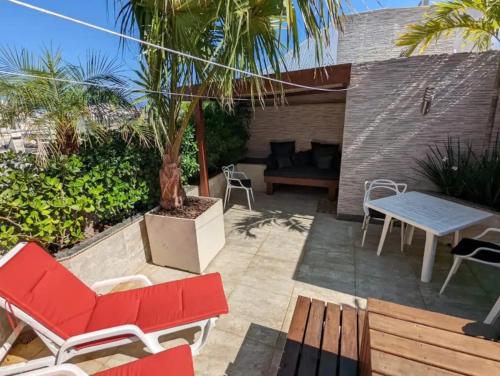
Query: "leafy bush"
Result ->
[[181, 102, 250, 182], [416, 136, 500, 210], [205, 102, 250, 170], [0, 136, 161, 253]]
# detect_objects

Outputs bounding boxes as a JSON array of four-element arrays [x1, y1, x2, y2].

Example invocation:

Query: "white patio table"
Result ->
[[366, 191, 493, 282]]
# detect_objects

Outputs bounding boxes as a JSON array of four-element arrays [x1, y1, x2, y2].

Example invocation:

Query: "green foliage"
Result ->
[[204, 102, 250, 171], [396, 0, 499, 56], [416, 136, 500, 210], [179, 124, 199, 185], [0, 47, 132, 157], [0, 135, 161, 253]]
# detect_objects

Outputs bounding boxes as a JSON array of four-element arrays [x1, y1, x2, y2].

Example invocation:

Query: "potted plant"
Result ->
[[113, 0, 341, 273]]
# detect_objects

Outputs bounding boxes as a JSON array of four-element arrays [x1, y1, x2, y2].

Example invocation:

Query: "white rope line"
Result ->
[[6, 0, 350, 93], [0, 70, 252, 101]]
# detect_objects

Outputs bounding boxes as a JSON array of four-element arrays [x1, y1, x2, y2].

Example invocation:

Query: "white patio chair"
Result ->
[[440, 228, 500, 295], [222, 164, 254, 210], [362, 179, 407, 251]]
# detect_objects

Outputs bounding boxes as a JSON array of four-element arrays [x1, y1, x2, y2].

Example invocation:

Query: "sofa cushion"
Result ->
[[264, 166, 339, 180], [292, 150, 312, 167], [316, 155, 334, 170], [277, 155, 293, 168], [270, 141, 295, 156], [311, 142, 340, 169]]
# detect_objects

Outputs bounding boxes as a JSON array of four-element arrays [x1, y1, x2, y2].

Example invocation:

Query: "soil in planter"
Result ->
[[154, 196, 216, 220]]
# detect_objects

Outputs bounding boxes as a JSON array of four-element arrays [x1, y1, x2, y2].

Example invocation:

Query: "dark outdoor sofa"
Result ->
[[264, 141, 341, 200]]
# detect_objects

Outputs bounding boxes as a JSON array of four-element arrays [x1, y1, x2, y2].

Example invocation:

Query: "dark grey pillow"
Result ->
[[276, 155, 293, 168], [271, 141, 295, 156], [316, 155, 334, 169]]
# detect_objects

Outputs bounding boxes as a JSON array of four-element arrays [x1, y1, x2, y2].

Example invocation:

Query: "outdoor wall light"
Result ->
[[421, 86, 435, 115]]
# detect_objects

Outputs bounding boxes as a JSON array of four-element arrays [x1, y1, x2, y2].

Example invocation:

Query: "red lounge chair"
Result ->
[[0, 242, 228, 375], [22, 344, 194, 375]]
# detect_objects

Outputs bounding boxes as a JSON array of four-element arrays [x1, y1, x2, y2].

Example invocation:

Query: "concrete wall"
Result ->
[[338, 51, 500, 217], [337, 7, 464, 65], [247, 103, 345, 158]]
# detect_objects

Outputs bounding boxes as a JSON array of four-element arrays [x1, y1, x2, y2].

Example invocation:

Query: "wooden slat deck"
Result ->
[[278, 296, 362, 376], [279, 297, 500, 376], [360, 298, 500, 376]]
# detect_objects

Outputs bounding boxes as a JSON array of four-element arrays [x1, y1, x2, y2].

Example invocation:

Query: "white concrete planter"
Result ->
[[145, 198, 226, 274]]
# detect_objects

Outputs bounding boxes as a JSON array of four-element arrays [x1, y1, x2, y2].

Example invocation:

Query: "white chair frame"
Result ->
[[362, 179, 407, 251], [0, 243, 219, 375], [485, 296, 500, 325], [440, 228, 500, 305], [22, 364, 87, 376], [222, 164, 254, 210]]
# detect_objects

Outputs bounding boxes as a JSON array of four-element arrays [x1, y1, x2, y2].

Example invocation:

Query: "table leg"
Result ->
[[377, 215, 392, 256], [453, 231, 460, 247], [421, 232, 438, 282], [404, 225, 414, 245]]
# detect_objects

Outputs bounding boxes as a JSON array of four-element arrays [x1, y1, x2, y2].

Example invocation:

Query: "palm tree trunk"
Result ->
[[56, 123, 79, 155], [159, 144, 186, 210]]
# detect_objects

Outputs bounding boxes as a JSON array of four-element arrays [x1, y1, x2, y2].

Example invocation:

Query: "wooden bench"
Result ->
[[360, 298, 500, 376], [279, 297, 500, 376], [277, 296, 364, 376], [265, 176, 338, 200]]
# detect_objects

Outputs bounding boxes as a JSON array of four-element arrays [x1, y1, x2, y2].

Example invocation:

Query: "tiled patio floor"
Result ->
[[6, 188, 500, 375]]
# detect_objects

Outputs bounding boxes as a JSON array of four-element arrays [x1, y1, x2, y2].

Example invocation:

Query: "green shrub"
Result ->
[[205, 102, 250, 170], [181, 102, 250, 182], [416, 136, 500, 210], [0, 136, 161, 253]]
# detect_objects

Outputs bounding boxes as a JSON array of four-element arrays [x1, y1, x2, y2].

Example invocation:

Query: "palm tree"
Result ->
[[396, 0, 499, 56], [0, 47, 132, 157], [112, 0, 344, 210]]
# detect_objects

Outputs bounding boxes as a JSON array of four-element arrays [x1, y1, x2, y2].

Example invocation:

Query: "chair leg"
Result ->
[[389, 220, 394, 233], [440, 257, 463, 294], [400, 222, 405, 252], [484, 297, 500, 325], [250, 188, 255, 202], [246, 189, 252, 211], [223, 186, 229, 209], [361, 216, 370, 247]]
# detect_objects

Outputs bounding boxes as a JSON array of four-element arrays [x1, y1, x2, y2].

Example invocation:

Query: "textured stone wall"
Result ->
[[337, 7, 462, 64], [338, 51, 500, 217], [247, 103, 345, 158]]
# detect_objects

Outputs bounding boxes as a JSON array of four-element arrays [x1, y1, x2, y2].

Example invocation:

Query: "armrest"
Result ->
[[59, 324, 147, 358], [91, 274, 153, 293], [474, 228, 500, 240], [468, 247, 500, 259], [228, 178, 244, 187]]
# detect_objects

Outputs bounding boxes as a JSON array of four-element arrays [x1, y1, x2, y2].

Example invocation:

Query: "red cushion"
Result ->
[[87, 273, 229, 334], [93, 345, 194, 376], [0, 243, 96, 339]]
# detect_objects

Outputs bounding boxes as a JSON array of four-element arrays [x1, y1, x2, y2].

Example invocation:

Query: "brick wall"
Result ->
[[337, 51, 500, 217], [247, 102, 345, 158], [337, 7, 463, 64]]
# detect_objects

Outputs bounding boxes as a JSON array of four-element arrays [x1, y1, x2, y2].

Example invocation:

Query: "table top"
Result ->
[[366, 191, 493, 236]]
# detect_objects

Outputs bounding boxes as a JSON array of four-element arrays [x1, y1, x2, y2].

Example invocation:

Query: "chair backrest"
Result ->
[[0, 243, 97, 340], [222, 164, 235, 182], [363, 179, 407, 216]]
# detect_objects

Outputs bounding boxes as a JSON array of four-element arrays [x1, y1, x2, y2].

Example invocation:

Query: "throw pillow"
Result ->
[[270, 141, 295, 156]]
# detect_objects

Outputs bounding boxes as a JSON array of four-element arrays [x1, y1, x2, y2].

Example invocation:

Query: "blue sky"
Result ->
[[0, 0, 423, 77]]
